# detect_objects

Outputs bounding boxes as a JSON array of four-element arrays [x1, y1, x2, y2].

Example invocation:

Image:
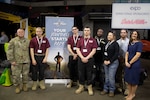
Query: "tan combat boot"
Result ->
[[109, 92, 114, 97], [15, 85, 21, 94], [75, 84, 84, 94], [23, 84, 28, 92], [66, 80, 73, 88], [39, 80, 46, 90], [87, 85, 94, 96], [32, 81, 37, 91]]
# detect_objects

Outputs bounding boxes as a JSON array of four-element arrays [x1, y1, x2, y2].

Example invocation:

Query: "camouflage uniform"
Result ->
[[7, 37, 30, 86]]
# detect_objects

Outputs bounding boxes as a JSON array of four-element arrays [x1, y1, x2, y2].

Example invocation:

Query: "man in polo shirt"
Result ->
[[67, 26, 82, 88], [30, 27, 50, 90], [75, 27, 98, 96]]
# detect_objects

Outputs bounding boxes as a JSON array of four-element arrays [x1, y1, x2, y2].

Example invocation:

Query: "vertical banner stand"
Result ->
[[45, 17, 74, 87]]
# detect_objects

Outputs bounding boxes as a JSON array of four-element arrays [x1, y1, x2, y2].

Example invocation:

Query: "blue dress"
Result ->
[[124, 42, 143, 85]]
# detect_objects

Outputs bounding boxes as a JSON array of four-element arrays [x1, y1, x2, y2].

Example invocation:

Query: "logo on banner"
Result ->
[[130, 6, 141, 11], [53, 19, 67, 27]]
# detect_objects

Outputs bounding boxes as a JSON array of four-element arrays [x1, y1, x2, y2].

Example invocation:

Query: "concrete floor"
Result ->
[[0, 58, 150, 100]]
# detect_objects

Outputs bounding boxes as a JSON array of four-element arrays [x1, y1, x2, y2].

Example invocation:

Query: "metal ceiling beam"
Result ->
[[0, 11, 22, 23], [11, 0, 65, 7], [11, 0, 113, 7]]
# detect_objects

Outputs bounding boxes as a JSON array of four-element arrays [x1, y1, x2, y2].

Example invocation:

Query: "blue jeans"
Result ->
[[103, 60, 119, 92]]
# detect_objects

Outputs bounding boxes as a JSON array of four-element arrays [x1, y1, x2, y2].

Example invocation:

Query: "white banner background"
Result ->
[[112, 3, 150, 29]]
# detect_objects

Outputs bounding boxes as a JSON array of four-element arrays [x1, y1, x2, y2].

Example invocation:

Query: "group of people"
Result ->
[[67, 26, 142, 100], [6, 26, 142, 100], [6, 27, 50, 93]]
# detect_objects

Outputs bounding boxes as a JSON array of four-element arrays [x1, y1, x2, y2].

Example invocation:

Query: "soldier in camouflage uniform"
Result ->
[[6, 28, 30, 94]]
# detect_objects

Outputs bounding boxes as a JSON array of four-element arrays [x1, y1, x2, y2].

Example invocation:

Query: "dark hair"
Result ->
[[108, 30, 116, 40], [84, 26, 91, 28], [108, 30, 116, 36], [72, 25, 78, 29], [83, 26, 91, 30], [121, 29, 128, 33], [97, 28, 103, 32], [129, 30, 140, 44]]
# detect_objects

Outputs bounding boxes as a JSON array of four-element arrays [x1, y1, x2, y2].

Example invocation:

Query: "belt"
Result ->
[[22, 63, 29, 64], [34, 53, 45, 56]]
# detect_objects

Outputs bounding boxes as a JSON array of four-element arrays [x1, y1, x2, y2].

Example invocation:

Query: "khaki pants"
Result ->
[[11, 63, 30, 86]]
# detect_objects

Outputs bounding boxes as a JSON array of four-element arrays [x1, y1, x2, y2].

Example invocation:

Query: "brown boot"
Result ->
[[32, 81, 37, 91], [87, 85, 94, 96], [100, 90, 107, 95], [109, 92, 115, 97], [75, 84, 84, 94], [23, 84, 28, 92], [15, 85, 21, 94], [66, 80, 73, 88], [39, 80, 46, 90]]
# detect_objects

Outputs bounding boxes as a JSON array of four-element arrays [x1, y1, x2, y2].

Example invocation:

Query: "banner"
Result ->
[[45, 17, 74, 79], [112, 3, 150, 29]]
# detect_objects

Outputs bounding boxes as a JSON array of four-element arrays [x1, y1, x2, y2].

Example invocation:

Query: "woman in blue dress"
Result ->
[[124, 31, 143, 100]]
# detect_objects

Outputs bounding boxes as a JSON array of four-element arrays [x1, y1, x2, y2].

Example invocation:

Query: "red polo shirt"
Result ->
[[77, 37, 98, 57], [29, 36, 50, 54], [67, 35, 82, 54]]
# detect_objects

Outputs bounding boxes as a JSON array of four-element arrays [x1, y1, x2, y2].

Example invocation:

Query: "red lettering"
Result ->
[[121, 19, 147, 25]]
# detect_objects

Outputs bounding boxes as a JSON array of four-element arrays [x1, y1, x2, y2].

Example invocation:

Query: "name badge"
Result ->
[[42, 40, 46, 43], [37, 49, 42, 53], [83, 49, 87, 53], [104, 52, 108, 56], [89, 40, 93, 43], [73, 47, 76, 50], [97, 47, 101, 50]]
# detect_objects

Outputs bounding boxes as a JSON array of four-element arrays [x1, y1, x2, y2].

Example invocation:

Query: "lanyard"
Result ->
[[84, 38, 89, 48], [96, 38, 102, 46], [73, 35, 79, 46], [36, 36, 43, 49], [105, 40, 114, 51]]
